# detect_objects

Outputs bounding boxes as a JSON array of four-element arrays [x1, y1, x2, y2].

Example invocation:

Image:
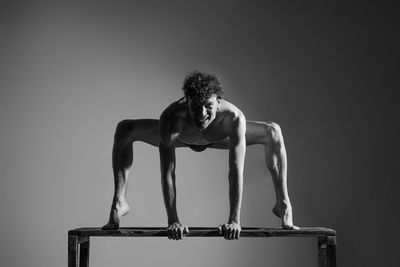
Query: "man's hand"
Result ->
[[167, 222, 189, 240], [218, 222, 241, 240]]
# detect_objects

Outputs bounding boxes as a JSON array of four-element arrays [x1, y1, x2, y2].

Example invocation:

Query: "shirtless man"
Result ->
[[102, 71, 299, 240]]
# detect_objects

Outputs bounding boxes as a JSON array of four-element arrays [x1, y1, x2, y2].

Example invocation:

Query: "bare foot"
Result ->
[[102, 200, 130, 230], [272, 204, 299, 230]]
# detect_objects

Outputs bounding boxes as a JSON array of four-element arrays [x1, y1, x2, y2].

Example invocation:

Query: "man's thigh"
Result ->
[[123, 119, 160, 146], [127, 119, 190, 148], [245, 120, 269, 146], [208, 120, 269, 150]]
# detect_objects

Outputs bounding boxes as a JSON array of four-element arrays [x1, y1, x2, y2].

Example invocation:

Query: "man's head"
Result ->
[[182, 71, 224, 130]]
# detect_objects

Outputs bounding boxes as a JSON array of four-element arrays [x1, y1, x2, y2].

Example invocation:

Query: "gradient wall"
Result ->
[[1, 1, 398, 267]]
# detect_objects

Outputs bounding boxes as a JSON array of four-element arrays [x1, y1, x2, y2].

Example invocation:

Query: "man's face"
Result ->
[[187, 95, 220, 130]]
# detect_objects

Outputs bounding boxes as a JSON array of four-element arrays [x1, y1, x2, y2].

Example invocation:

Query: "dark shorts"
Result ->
[[183, 142, 214, 152]]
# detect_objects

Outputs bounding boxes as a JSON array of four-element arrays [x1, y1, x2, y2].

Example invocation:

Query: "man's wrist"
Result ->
[[168, 218, 180, 225], [228, 218, 240, 224]]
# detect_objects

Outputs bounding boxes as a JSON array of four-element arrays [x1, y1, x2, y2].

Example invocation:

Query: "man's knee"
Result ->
[[114, 119, 135, 143], [263, 122, 284, 146]]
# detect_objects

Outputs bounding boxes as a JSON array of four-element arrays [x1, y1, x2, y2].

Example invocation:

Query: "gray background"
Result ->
[[1, 1, 398, 267]]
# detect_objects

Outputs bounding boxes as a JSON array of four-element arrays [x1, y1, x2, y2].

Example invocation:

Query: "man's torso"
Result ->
[[161, 97, 242, 146]]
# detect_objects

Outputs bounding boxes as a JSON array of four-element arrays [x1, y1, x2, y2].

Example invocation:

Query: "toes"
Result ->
[[102, 222, 119, 230], [282, 224, 300, 230]]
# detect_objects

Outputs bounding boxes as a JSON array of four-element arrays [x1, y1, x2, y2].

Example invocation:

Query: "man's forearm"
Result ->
[[161, 171, 180, 224], [228, 169, 243, 223], [159, 142, 180, 225]]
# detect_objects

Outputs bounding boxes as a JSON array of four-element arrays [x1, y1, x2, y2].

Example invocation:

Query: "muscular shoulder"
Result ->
[[218, 100, 246, 135], [220, 100, 245, 124], [160, 98, 187, 125], [159, 98, 188, 143]]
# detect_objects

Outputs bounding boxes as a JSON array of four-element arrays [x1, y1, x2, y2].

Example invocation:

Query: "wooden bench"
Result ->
[[68, 227, 336, 267]]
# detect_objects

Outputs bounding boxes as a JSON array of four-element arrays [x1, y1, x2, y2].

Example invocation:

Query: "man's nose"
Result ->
[[194, 106, 207, 118], [201, 106, 207, 117]]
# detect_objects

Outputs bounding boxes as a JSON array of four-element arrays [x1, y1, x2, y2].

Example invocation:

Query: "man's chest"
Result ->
[[178, 123, 230, 145]]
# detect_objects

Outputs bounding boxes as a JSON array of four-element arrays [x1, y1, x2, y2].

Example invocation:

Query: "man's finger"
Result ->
[[224, 228, 229, 239], [218, 225, 223, 235], [167, 229, 171, 240], [229, 229, 235, 240], [235, 229, 240, 239], [178, 228, 183, 240], [226, 229, 230, 240]]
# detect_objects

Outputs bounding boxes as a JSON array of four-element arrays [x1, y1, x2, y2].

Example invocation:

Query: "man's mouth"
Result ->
[[195, 117, 209, 127], [197, 116, 208, 123]]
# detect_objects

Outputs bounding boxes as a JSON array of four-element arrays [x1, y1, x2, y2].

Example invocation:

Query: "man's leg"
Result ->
[[102, 119, 160, 230], [246, 121, 298, 229], [211, 121, 298, 229]]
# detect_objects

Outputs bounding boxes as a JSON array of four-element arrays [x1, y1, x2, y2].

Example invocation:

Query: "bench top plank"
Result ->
[[69, 227, 336, 237]]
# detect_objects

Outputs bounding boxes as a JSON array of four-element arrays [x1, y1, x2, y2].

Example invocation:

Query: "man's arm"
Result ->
[[219, 111, 246, 240], [159, 111, 188, 240]]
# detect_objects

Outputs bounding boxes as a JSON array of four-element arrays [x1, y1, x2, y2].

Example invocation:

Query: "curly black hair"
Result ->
[[182, 71, 224, 103]]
